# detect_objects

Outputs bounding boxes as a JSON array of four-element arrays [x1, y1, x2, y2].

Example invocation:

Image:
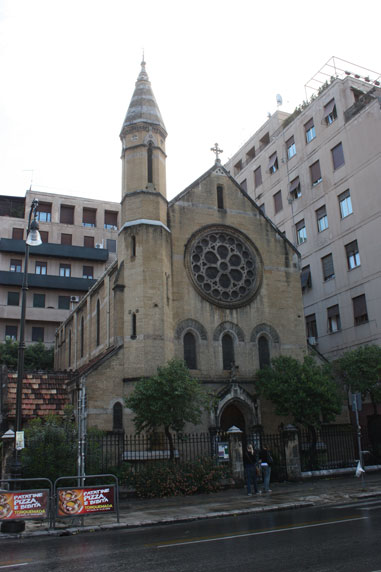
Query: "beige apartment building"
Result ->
[[0, 189, 120, 347], [225, 63, 381, 361]]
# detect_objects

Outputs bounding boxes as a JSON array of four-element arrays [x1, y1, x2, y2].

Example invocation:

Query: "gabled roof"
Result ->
[[169, 162, 300, 256]]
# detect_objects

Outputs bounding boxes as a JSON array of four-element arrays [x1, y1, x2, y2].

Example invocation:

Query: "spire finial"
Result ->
[[211, 142, 223, 164]]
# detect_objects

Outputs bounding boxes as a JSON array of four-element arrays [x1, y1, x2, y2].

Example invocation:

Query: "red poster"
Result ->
[[57, 486, 115, 517], [0, 490, 49, 520]]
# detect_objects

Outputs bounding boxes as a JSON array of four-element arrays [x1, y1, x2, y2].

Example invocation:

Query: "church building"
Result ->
[[55, 61, 307, 434]]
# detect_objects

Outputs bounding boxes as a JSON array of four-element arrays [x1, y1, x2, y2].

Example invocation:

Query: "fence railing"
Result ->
[[298, 425, 381, 472], [85, 431, 230, 475]]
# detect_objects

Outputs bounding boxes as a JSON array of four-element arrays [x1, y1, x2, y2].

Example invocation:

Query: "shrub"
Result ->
[[114, 457, 232, 498], [22, 410, 77, 484]]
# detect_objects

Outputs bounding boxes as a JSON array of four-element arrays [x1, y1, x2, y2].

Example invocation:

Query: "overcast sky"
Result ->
[[1, 0, 380, 204]]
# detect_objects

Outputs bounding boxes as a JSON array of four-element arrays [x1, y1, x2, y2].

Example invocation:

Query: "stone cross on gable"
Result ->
[[211, 142, 223, 164]]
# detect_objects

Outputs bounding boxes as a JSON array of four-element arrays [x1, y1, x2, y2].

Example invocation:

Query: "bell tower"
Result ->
[[119, 59, 168, 225], [115, 60, 173, 379]]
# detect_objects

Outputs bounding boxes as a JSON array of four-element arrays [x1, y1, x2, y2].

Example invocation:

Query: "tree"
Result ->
[[256, 355, 342, 467], [0, 340, 54, 371], [125, 359, 211, 459], [334, 345, 381, 415], [21, 408, 77, 483]]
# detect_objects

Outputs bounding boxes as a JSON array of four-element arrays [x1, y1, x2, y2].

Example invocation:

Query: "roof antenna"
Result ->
[[23, 169, 34, 190]]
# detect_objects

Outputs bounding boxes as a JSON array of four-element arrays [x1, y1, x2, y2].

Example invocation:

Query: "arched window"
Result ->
[[217, 185, 224, 209], [258, 335, 270, 369], [80, 316, 84, 358], [131, 313, 137, 339], [113, 402, 123, 432], [96, 299, 100, 346], [131, 235, 136, 257], [147, 141, 153, 184], [184, 331, 197, 369], [222, 333, 234, 370]]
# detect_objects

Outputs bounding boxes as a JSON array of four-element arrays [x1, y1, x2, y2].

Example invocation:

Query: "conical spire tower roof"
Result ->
[[120, 60, 167, 137]]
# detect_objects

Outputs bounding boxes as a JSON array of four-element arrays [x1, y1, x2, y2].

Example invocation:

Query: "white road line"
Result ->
[[334, 500, 381, 509], [156, 516, 368, 549], [0, 565, 30, 569]]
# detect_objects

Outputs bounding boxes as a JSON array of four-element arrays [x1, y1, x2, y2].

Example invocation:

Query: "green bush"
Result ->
[[114, 457, 231, 498], [22, 409, 77, 484]]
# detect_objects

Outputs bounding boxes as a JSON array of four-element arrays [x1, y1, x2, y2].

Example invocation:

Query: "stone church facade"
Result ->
[[55, 61, 307, 434]]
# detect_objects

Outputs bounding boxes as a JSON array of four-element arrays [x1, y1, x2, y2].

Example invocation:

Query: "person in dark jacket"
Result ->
[[243, 444, 259, 495], [259, 445, 273, 492]]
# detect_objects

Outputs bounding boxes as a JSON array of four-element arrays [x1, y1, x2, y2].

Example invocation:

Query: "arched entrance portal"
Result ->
[[220, 403, 245, 432]]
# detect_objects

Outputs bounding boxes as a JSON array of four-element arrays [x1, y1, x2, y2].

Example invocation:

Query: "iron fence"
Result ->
[[85, 431, 230, 474], [297, 424, 380, 472]]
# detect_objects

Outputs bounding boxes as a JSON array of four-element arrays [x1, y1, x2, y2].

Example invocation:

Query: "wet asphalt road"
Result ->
[[1, 499, 381, 572]]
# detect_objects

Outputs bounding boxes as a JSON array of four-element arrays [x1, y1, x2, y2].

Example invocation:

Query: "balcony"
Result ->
[[0, 238, 109, 261], [0, 270, 96, 291]]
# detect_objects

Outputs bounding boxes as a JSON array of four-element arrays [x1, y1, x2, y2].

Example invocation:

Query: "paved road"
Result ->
[[1, 499, 381, 571]]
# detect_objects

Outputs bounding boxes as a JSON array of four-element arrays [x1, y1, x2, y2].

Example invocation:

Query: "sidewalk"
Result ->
[[1, 472, 380, 539]]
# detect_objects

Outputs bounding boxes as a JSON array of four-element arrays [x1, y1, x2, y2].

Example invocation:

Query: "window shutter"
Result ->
[[345, 240, 358, 256], [332, 143, 344, 169], [286, 135, 294, 147], [322, 254, 334, 279], [353, 295, 367, 318], [316, 205, 326, 219], [301, 266, 311, 289], [254, 166, 262, 187], [268, 152, 277, 170], [104, 211, 118, 226], [327, 304, 339, 318], [290, 177, 300, 192], [310, 161, 321, 182], [83, 208, 96, 225], [60, 205, 74, 224], [38, 202, 52, 214], [12, 228, 24, 240], [304, 118, 314, 131], [84, 236, 94, 248], [323, 99, 336, 119], [61, 233, 72, 245], [274, 191, 282, 213]]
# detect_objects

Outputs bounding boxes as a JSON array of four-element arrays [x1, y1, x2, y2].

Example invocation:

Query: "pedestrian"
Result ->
[[243, 444, 259, 496], [259, 445, 273, 493]]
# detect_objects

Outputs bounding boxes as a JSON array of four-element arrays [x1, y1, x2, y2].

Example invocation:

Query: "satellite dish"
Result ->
[[276, 94, 283, 106]]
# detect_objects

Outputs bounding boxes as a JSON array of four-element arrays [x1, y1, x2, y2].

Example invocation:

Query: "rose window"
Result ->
[[186, 227, 262, 308]]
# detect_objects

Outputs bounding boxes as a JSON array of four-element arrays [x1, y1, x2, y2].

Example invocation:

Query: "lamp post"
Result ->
[[11, 198, 41, 482]]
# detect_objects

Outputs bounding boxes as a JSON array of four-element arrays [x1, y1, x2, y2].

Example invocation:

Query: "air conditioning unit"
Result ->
[[70, 296, 80, 303], [308, 336, 317, 346], [95, 242, 103, 249]]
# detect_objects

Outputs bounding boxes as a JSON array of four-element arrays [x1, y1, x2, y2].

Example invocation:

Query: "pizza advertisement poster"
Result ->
[[0, 490, 49, 521], [57, 486, 115, 517]]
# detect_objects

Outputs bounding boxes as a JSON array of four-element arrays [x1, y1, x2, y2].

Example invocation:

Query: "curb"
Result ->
[[1, 490, 381, 541], [0, 501, 315, 540]]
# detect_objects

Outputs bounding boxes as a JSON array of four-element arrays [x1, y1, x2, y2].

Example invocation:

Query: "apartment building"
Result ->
[[225, 63, 381, 360], [0, 189, 120, 347]]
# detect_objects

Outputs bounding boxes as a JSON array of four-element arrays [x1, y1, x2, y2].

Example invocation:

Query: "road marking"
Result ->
[[155, 516, 368, 548], [333, 500, 381, 509], [0, 565, 30, 569]]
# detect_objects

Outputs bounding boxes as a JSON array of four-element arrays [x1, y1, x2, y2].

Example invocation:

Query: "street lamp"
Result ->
[[11, 198, 41, 482]]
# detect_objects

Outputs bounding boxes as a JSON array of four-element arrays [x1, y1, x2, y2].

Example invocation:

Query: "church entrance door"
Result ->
[[220, 403, 245, 432]]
